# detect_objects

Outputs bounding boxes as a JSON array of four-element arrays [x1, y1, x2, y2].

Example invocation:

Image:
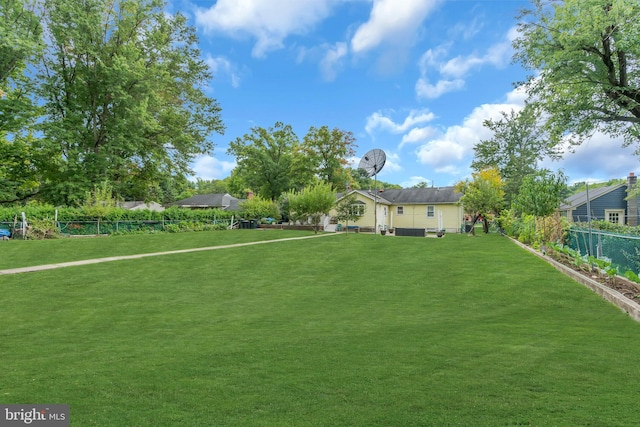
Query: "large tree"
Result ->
[[32, 0, 224, 205], [0, 0, 43, 203], [514, 0, 640, 149], [295, 126, 357, 192], [227, 122, 298, 201], [0, 0, 41, 133], [472, 104, 558, 205]]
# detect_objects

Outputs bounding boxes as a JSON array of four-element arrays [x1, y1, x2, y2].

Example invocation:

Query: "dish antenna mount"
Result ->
[[358, 149, 386, 234]]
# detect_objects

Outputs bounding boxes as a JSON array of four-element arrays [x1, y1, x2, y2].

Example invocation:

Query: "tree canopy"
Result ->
[[3, 0, 224, 206], [286, 182, 335, 234], [297, 126, 357, 192], [472, 104, 558, 205], [455, 168, 505, 233], [512, 169, 567, 218], [514, 0, 640, 149], [227, 122, 298, 201]]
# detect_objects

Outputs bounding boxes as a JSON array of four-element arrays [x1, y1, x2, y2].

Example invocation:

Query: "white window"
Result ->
[[426, 205, 435, 217], [396, 206, 404, 215], [605, 209, 624, 224], [350, 203, 365, 217]]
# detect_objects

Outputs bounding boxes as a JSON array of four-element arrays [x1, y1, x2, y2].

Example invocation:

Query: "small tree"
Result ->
[[334, 194, 361, 235], [287, 183, 335, 234], [513, 169, 567, 246], [239, 196, 280, 221], [455, 168, 505, 234], [82, 181, 119, 235]]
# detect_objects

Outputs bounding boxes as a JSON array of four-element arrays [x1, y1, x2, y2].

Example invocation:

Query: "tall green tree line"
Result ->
[[1, 0, 225, 206]]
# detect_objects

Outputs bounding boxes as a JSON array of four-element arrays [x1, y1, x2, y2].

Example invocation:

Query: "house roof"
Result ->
[[172, 193, 244, 210], [559, 183, 626, 210], [120, 201, 165, 212], [339, 187, 462, 205], [376, 187, 462, 204]]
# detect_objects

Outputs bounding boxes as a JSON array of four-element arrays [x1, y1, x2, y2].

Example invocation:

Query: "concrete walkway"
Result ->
[[0, 233, 338, 276]]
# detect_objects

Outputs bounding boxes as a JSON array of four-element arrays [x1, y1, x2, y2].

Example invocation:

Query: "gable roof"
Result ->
[[339, 187, 461, 205], [559, 183, 626, 210], [172, 193, 243, 210]]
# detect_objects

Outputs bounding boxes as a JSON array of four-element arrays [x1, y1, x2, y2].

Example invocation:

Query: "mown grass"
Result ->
[[0, 229, 312, 269], [2, 232, 640, 426]]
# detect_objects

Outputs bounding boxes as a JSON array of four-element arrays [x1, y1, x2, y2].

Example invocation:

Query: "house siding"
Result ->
[[390, 204, 463, 232], [330, 189, 463, 233], [570, 187, 628, 222]]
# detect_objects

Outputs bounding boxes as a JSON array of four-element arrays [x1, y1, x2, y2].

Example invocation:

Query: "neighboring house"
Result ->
[[172, 193, 244, 211], [560, 172, 639, 226], [120, 201, 165, 212], [331, 187, 464, 233]]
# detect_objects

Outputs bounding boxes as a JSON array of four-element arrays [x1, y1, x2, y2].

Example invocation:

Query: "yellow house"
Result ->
[[331, 187, 464, 234]]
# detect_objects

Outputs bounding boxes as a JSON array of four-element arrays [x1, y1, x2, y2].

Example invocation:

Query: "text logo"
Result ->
[[0, 405, 69, 427]]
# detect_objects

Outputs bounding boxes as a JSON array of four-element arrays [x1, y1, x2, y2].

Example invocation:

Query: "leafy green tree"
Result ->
[[514, 0, 640, 149], [32, 0, 224, 205], [512, 169, 567, 244], [346, 167, 402, 191], [0, 1, 43, 203], [412, 181, 429, 188], [472, 105, 558, 205], [227, 122, 298, 201], [0, 0, 42, 133], [333, 193, 361, 235], [287, 182, 335, 234], [82, 181, 120, 234], [0, 134, 40, 203], [296, 126, 357, 191], [194, 178, 230, 195], [513, 169, 567, 218], [239, 196, 280, 220], [455, 168, 505, 234]]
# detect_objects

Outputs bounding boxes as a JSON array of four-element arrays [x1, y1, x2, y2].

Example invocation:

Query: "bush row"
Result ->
[[0, 204, 235, 222]]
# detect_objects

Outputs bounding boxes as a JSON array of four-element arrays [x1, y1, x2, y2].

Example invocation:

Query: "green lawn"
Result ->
[[2, 232, 640, 426], [0, 229, 313, 269]]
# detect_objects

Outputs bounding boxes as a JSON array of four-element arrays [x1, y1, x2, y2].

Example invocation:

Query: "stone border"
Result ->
[[511, 239, 640, 323]]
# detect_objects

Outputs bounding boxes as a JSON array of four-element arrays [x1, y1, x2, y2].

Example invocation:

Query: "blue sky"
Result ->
[[174, 0, 637, 187]]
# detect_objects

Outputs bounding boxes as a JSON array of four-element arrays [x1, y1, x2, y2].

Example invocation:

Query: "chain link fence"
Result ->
[[568, 227, 640, 275], [0, 219, 233, 238]]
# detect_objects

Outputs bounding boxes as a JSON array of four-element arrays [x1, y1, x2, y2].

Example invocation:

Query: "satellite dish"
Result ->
[[358, 149, 386, 177], [358, 149, 386, 234]]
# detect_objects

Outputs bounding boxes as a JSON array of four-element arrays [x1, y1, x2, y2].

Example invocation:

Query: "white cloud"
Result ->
[[351, 0, 440, 54], [319, 42, 348, 82], [415, 27, 515, 99], [195, 0, 335, 58], [205, 55, 243, 88], [191, 156, 237, 181], [448, 18, 484, 41], [412, 82, 638, 184], [540, 132, 638, 183], [400, 127, 438, 148], [415, 101, 523, 174], [382, 152, 402, 173], [365, 109, 436, 134], [415, 77, 465, 99]]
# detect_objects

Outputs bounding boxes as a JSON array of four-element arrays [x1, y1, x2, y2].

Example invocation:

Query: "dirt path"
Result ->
[[0, 233, 338, 276]]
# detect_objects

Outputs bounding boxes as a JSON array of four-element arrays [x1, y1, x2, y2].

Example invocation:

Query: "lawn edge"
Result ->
[[510, 238, 640, 323]]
